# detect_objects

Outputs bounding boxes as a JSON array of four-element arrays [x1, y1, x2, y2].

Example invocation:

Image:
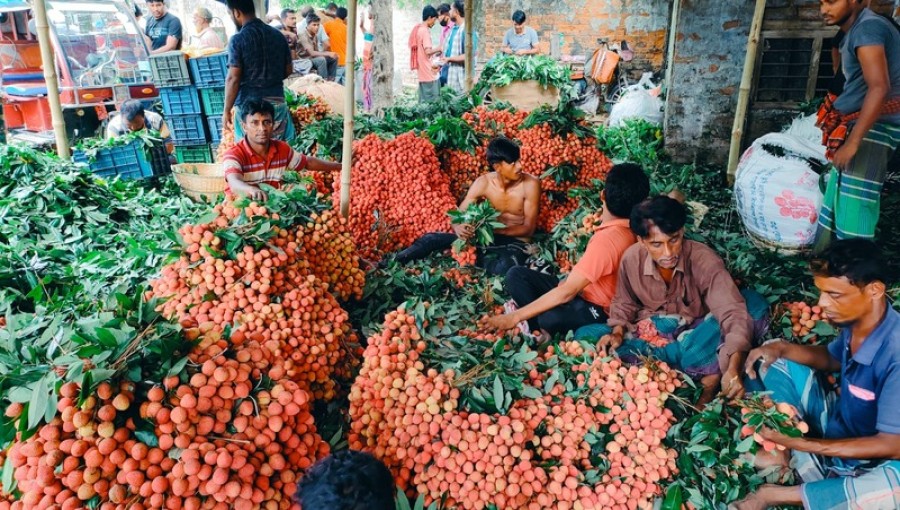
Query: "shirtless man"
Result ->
[[393, 136, 540, 275]]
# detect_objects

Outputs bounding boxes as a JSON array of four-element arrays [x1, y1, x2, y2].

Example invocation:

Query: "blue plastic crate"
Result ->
[[159, 86, 201, 116], [73, 142, 153, 180], [189, 53, 228, 88], [206, 116, 224, 144], [168, 115, 209, 145]]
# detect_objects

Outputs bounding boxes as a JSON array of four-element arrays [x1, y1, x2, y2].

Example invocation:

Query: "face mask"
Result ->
[[440, 19, 448, 26]]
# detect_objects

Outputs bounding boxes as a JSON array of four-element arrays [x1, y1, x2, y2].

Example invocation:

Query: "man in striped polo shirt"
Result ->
[[223, 99, 339, 201]]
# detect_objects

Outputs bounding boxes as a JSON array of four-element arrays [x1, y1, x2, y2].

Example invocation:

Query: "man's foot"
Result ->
[[502, 300, 530, 335]]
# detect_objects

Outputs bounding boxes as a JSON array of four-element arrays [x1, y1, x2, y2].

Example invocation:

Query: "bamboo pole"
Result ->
[[464, 0, 473, 92], [727, 0, 766, 184], [339, 0, 358, 218], [662, 0, 682, 135], [32, 0, 69, 158]]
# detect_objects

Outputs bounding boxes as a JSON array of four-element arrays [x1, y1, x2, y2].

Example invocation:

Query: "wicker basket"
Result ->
[[172, 163, 226, 202]]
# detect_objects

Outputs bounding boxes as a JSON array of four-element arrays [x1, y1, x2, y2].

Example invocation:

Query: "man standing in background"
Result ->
[[223, 0, 295, 141], [501, 10, 539, 56], [323, 7, 349, 84], [144, 0, 183, 54], [410, 6, 443, 103], [442, 0, 476, 94], [814, 0, 900, 251]]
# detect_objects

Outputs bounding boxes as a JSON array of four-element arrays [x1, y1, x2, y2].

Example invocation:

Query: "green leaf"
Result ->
[[661, 485, 683, 510], [492, 376, 504, 412], [544, 371, 559, 394], [167, 356, 189, 377], [135, 428, 160, 448], [520, 385, 543, 399], [1, 456, 16, 496], [28, 376, 49, 429], [395, 488, 412, 510], [735, 435, 756, 453], [8, 385, 34, 403]]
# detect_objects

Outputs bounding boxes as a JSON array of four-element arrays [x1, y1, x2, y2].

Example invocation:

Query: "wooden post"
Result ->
[[32, 0, 69, 158], [727, 0, 766, 184], [340, 0, 358, 218], [464, 0, 474, 92], [662, 0, 682, 136]]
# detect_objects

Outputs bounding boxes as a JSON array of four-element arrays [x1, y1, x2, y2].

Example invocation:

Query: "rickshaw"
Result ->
[[0, 0, 158, 145]]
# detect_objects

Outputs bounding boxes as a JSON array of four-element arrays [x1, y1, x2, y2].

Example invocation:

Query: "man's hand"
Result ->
[[831, 140, 859, 170], [501, 47, 511, 54], [452, 223, 474, 241], [222, 111, 233, 133], [515, 49, 529, 56], [328, 52, 339, 59], [481, 314, 518, 332], [597, 332, 624, 353], [745, 341, 785, 380], [721, 367, 745, 400], [759, 426, 801, 450], [243, 186, 268, 202]]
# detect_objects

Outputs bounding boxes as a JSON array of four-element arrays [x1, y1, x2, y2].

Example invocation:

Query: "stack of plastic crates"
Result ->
[[190, 52, 228, 161], [152, 51, 207, 164]]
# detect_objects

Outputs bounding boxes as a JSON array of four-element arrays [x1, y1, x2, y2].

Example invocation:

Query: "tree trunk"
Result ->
[[371, 0, 394, 113]]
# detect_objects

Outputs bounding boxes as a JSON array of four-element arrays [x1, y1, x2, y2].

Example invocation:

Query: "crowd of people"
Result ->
[[409, 2, 540, 101], [112, 1, 899, 508]]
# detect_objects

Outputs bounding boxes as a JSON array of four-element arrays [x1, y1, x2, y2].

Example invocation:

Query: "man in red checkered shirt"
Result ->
[[223, 99, 340, 201]]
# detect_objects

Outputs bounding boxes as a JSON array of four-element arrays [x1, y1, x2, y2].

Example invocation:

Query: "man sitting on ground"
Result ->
[[482, 163, 649, 338], [393, 136, 540, 275], [299, 13, 339, 81], [223, 99, 340, 201], [106, 99, 173, 154], [735, 239, 900, 510], [598, 196, 768, 403]]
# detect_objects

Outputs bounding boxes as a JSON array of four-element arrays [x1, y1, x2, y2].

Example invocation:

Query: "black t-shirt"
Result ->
[[145, 12, 183, 51]]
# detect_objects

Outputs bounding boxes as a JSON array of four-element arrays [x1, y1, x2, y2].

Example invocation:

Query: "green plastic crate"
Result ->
[[200, 87, 226, 116], [175, 145, 214, 164]]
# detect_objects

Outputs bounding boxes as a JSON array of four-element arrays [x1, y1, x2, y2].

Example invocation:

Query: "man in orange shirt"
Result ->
[[323, 7, 348, 84], [483, 163, 650, 336]]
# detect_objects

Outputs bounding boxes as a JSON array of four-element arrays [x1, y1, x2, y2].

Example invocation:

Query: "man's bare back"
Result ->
[[459, 172, 541, 242]]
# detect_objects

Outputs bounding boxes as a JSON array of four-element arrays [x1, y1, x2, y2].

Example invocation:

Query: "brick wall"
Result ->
[[478, 0, 670, 74], [664, 0, 900, 165]]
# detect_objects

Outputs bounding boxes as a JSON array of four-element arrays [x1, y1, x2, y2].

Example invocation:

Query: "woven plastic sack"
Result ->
[[734, 133, 828, 251], [286, 74, 346, 116], [608, 73, 663, 127]]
